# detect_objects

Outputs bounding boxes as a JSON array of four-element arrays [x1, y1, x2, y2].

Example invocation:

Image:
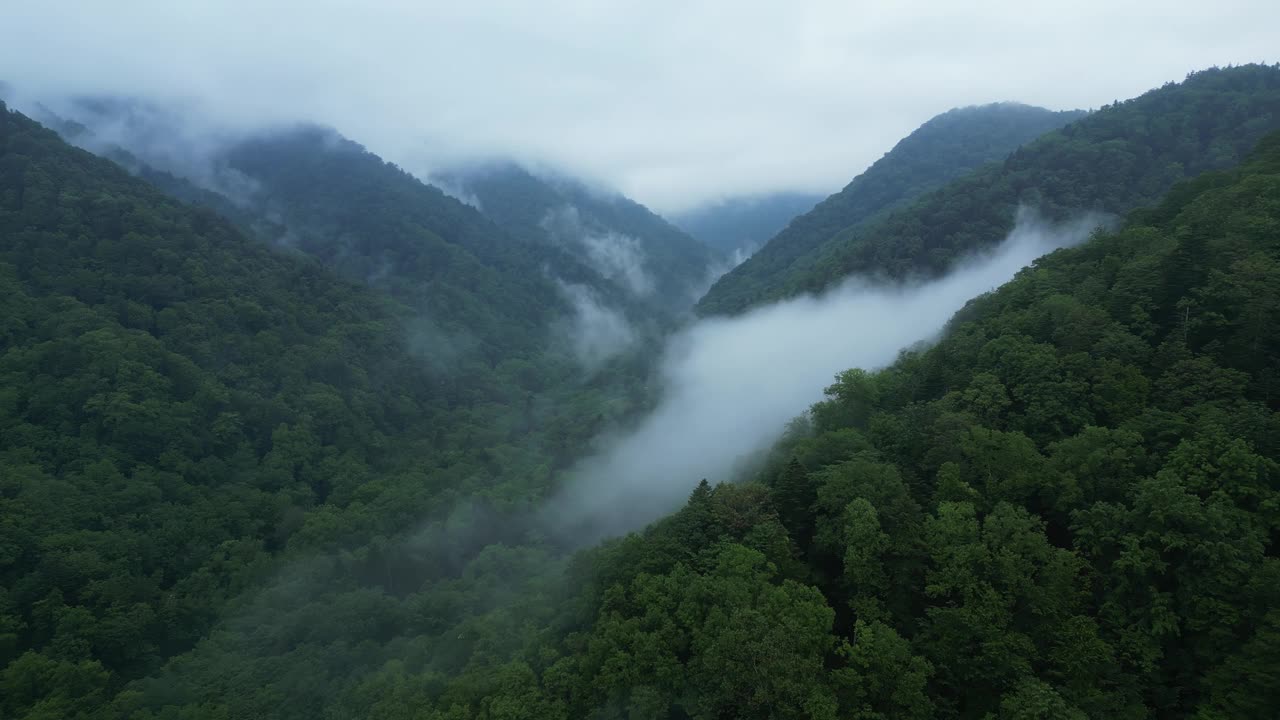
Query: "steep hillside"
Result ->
[[0, 103, 632, 718], [669, 191, 824, 256], [40, 99, 654, 364], [220, 128, 640, 360], [435, 162, 720, 313], [699, 64, 1280, 315], [7, 66, 1280, 720], [698, 102, 1085, 314], [336, 130, 1280, 719]]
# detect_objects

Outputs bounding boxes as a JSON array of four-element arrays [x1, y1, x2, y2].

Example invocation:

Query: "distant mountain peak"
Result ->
[[695, 102, 1084, 315], [434, 159, 720, 316], [697, 64, 1280, 316]]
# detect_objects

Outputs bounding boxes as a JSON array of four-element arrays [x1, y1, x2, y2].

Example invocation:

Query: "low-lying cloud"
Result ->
[[542, 205, 655, 297], [547, 210, 1105, 539], [555, 280, 637, 369], [26, 96, 264, 206], [432, 178, 485, 211], [690, 244, 758, 304], [5, 3, 1274, 213]]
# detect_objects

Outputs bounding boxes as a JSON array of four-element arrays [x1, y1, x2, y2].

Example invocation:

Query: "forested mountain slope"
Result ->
[[669, 191, 824, 256], [700, 64, 1280, 316], [0, 102, 635, 719], [696, 102, 1085, 314], [341, 130, 1280, 719], [4, 74, 1280, 720], [43, 99, 656, 363], [210, 126, 638, 360], [435, 162, 720, 313]]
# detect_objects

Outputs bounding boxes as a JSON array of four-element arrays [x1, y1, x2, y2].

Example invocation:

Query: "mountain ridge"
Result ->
[[433, 161, 721, 315], [696, 101, 1086, 314], [699, 64, 1280, 315]]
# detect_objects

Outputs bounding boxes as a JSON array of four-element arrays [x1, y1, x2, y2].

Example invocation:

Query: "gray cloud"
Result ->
[[542, 205, 655, 297], [547, 210, 1106, 538], [554, 280, 637, 370], [26, 95, 265, 204], [2, 2, 1275, 212], [431, 178, 485, 211]]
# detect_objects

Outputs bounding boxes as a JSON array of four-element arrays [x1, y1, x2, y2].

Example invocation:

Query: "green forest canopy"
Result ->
[[0, 100, 645, 719], [299, 127, 1280, 720], [3, 68, 1280, 719]]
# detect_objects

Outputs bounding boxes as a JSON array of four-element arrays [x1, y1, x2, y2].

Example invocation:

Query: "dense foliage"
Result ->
[[221, 128, 634, 361], [4, 71, 1280, 720], [316, 129, 1280, 719], [700, 65, 1280, 316], [669, 191, 824, 256], [0, 103, 639, 719], [434, 162, 720, 315], [697, 102, 1085, 315]]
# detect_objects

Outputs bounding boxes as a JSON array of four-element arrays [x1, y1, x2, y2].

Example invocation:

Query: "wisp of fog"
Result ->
[[555, 280, 638, 369], [542, 204, 656, 297], [547, 209, 1105, 540]]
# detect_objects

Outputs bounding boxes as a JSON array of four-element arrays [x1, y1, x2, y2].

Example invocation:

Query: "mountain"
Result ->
[[339, 129, 1280, 719], [7, 68, 1280, 720], [434, 162, 721, 314], [668, 191, 824, 256], [0, 101, 641, 718], [699, 64, 1280, 316], [47, 99, 657, 365], [696, 102, 1086, 314]]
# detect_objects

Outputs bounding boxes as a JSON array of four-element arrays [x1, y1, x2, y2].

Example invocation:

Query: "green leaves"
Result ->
[[583, 543, 839, 720], [8, 70, 1280, 720]]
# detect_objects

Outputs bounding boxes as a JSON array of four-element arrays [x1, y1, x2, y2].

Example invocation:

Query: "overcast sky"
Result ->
[[2, 1, 1277, 212]]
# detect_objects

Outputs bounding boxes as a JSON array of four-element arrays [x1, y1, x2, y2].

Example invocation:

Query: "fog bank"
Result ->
[[542, 205, 656, 297], [5, 3, 1274, 212], [548, 210, 1105, 539], [555, 280, 638, 370]]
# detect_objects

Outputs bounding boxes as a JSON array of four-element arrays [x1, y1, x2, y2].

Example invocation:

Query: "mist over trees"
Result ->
[[699, 67, 1280, 315], [2, 61, 1280, 720], [547, 209, 1104, 541], [696, 102, 1087, 315], [0, 103, 652, 717], [433, 162, 720, 316], [668, 191, 824, 256]]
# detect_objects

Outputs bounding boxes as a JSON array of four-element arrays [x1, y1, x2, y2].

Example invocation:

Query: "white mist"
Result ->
[[549, 210, 1104, 538]]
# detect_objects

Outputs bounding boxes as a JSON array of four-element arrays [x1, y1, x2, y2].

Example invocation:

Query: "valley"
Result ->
[[2, 46, 1279, 720]]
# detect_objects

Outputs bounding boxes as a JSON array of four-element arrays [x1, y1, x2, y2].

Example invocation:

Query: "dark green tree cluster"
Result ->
[[0, 101, 641, 719], [699, 64, 1280, 316]]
